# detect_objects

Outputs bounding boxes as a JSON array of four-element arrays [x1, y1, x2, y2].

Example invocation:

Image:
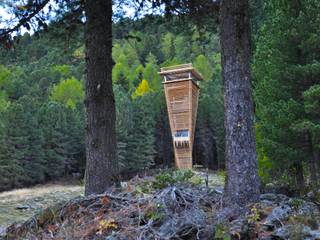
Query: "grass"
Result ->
[[0, 184, 84, 228]]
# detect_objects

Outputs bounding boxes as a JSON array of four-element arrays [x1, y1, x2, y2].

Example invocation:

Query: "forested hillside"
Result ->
[[0, 15, 224, 191], [0, 0, 319, 194]]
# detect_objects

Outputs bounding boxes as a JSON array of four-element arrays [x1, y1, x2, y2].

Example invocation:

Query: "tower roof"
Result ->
[[159, 63, 203, 81]]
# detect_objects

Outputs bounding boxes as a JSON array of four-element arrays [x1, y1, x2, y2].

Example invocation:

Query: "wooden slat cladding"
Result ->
[[161, 64, 201, 169]]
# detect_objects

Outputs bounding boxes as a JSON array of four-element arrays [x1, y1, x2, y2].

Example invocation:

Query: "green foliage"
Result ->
[[52, 65, 71, 78], [0, 21, 86, 191], [214, 224, 231, 240], [0, 97, 45, 189], [303, 84, 320, 115], [128, 64, 144, 90], [288, 198, 304, 210], [193, 54, 213, 81], [0, 65, 10, 112], [256, 124, 273, 184], [50, 77, 84, 109], [145, 204, 163, 221], [248, 205, 261, 223], [253, 0, 320, 188], [152, 169, 195, 189], [38, 101, 84, 179], [114, 85, 131, 169], [161, 32, 175, 60], [125, 93, 157, 170], [143, 53, 160, 90], [174, 35, 191, 62], [195, 52, 225, 168]]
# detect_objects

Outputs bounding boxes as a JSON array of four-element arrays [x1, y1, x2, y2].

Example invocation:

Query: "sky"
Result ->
[[0, 0, 56, 35]]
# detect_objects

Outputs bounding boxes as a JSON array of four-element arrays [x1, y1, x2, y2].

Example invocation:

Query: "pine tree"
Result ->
[[143, 53, 160, 91], [114, 85, 132, 171], [0, 98, 44, 188], [253, 0, 320, 188], [0, 128, 24, 191], [17, 96, 45, 185], [126, 93, 157, 171], [220, 0, 260, 207], [39, 102, 69, 180]]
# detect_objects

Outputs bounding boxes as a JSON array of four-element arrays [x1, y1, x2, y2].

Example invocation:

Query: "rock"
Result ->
[[309, 230, 320, 240], [33, 197, 44, 202], [213, 187, 223, 194], [259, 200, 277, 210], [273, 225, 312, 240], [260, 193, 278, 202], [260, 193, 288, 203], [277, 194, 289, 202], [307, 191, 315, 199], [261, 223, 275, 231], [120, 182, 128, 188], [214, 207, 241, 224], [297, 201, 319, 216], [265, 205, 292, 225], [15, 204, 30, 210], [229, 217, 249, 237], [0, 226, 6, 237]]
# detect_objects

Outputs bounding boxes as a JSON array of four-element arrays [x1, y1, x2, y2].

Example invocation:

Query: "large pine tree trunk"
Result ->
[[84, 0, 118, 196], [220, 0, 260, 207]]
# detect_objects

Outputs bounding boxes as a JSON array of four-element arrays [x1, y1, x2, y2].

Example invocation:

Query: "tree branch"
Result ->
[[0, 0, 50, 38]]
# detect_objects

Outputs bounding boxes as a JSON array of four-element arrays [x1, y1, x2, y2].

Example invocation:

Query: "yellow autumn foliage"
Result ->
[[132, 79, 150, 99]]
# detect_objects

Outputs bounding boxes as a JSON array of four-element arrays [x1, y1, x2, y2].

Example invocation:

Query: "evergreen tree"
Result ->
[[220, 0, 260, 207], [17, 96, 45, 185], [143, 53, 160, 91], [39, 102, 69, 179], [161, 32, 175, 60], [253, 0, 320, 188], [0, 98, 44, 187], [0, 114, 24, 191], [114, 85, 132, 170], [126, 93, 157, 171]]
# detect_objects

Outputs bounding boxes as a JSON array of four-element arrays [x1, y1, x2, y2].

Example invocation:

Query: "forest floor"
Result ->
[[2, 170, 320, 240]]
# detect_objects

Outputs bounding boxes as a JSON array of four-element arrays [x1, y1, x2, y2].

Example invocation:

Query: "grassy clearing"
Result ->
[[0, 184, 83, 228]]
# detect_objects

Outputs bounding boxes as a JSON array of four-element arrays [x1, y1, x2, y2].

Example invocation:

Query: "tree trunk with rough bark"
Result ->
[[220, 0, 260, 207], [84, 0, 118, 196]]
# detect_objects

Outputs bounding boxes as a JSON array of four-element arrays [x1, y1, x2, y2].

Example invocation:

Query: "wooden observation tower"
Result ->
[[159, 64, 203, 169]]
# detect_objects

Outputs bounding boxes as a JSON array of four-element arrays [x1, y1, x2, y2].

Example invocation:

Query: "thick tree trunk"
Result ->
[[84, 0, 118, 196], [220, 0, 260, 207]]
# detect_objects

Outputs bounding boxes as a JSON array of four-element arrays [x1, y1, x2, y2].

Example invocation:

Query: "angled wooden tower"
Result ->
[[159, 64, 203, 169]]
